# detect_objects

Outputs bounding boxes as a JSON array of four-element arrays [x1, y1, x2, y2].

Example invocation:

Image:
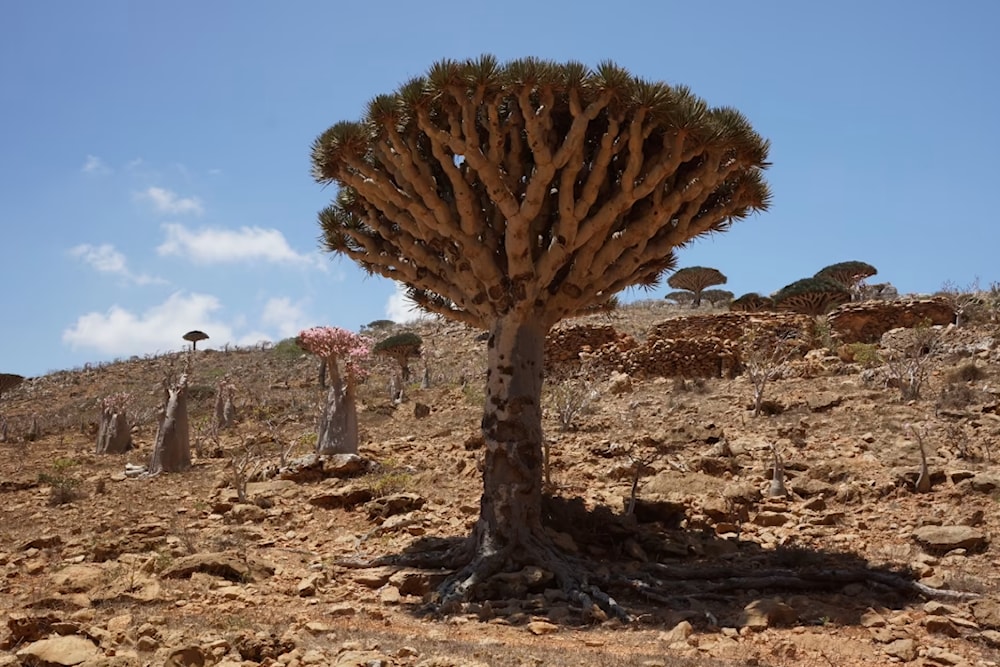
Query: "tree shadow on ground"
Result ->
[[374, 494, 972, 631]]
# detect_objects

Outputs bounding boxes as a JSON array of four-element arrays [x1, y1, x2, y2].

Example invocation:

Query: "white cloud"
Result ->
[[138, 186, 204, 215], [62, 292, 242, 355], [69, 243, 165, 286], [81, 155, 110, 175], [385, 282, 424, 323], [157, 223, 324, 268], [261, 297, 311, 339]]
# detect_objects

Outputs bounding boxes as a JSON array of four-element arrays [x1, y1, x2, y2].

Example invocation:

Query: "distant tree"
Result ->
[[312, 55, 771, 613], [362, 319, 396, 332], [702, 288, 735, 306], [664, 290, 695, 306], [183, 330, 209, 351], [772, 277, 851, 316], [666, 266, 727, 307], [298, 326, 371, 455], [815, 261, 877, 299], [373, 332, 423, 381], [730, 292, 774, 312]]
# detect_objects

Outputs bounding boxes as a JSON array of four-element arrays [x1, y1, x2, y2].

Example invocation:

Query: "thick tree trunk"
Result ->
[[439, 315, 551, 599], [316, 359, 359, 455], [150, 375, 191, 473], [477, 316, 547, 547], [96, 407, 132, 454]]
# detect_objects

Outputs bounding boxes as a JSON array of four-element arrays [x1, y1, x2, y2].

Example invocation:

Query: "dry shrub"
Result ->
[[545, 371, 597, 432], [947, 362, 985, 384], [881, 321, 940, 400], [937, 383, 979, 411]]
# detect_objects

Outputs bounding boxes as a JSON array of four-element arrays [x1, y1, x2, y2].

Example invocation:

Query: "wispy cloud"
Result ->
[[157, 223, 324, 268], [261, 297, 312, 339], [62, 291, 265, 355], [81, 155, 111, 175], [69, 243, 165, 286], [385, 282, 425, 323], [138, 186, 204, 216]]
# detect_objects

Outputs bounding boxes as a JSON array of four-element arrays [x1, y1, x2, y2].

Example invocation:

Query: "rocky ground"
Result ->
[[2, 301, 1000, 667]]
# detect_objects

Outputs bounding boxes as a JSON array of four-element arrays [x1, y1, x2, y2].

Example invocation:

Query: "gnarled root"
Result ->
[[429, 531, 630, 622]]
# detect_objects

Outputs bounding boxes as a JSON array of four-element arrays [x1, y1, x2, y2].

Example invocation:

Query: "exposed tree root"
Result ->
[[627, 564, 980, 602]]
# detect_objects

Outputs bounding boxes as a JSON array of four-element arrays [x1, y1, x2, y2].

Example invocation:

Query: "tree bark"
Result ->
[[96, 407, 132, 454], [440, 315, 552, 600], [316, 358, 359, 455], [150, 375, 191, 473]]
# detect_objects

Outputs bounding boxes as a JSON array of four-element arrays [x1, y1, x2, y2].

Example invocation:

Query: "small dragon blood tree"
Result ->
[[773, 277, 851, 316], [666, 266, 727, 307], [814, 260, 877, 298], [730, 292, 774, 312], [298, 326, 371, 455], [373, 331, 423, 382]]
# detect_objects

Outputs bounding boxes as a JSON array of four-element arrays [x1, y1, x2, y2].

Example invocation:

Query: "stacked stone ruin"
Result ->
[[544, 298, 957, 379], [827, 297, 954, 343]]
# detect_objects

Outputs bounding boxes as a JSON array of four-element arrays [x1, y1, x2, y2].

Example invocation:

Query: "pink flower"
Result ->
[[298, 326, 372, 379]]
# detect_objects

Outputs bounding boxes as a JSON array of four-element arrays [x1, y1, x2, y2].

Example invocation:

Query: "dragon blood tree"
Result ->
[[666, 266, 727, 307], [311, 55, 771, 614], [702, 288, 735, 307], [730, 292, 774, 312], [298, 326, 371, 455], [373, 332, 423, 382], [814, 260, 877, 299], [773, 277, 851, 316]]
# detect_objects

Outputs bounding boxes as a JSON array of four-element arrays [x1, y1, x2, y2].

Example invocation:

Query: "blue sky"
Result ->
[[2, 1, 998, 377]]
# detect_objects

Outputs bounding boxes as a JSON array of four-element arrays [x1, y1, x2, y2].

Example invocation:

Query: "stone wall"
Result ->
[[544, 298, 957, 379], [828, 297, 955, 344], [544, 325, 635, 372]]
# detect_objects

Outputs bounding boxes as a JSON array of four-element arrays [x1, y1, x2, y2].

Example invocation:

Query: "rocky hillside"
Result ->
[[2, 300, 1000, 667]]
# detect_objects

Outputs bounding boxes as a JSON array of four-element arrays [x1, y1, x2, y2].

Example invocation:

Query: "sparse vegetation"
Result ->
[[881, 320, 941, 401], [3, 297, 1000, 665], [38, 458, 82, 505], [741, 324, 795, 417], [842, 342, 880, 367], [545, 372, 597, 432]]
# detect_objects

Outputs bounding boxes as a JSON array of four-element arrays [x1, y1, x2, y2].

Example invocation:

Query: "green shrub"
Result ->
[[39, 460, 82, 506], [273, 337, 306, 360], [845, 342, 880, 367]]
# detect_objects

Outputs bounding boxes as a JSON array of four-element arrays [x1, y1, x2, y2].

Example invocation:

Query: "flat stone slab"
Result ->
[[912, 525, 987, 552], [16, 635, 98, 666]]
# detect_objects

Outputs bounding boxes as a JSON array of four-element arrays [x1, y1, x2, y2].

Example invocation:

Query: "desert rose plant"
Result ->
[[96, 391, 133, 455], [298, 326, 371, 455]]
